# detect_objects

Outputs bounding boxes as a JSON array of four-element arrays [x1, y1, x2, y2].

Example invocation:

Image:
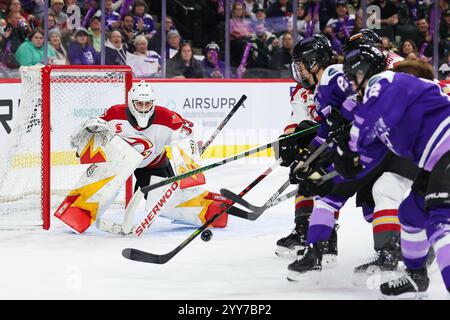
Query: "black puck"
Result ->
[[201, 229, 213, 242]]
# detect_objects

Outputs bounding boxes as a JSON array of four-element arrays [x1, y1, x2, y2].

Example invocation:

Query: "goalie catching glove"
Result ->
[[70, 118, 114, 159]]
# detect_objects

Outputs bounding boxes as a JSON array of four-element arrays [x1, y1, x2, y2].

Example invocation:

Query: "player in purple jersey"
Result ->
[[286, 32, 421, 284], [341, 44, 450, 299]]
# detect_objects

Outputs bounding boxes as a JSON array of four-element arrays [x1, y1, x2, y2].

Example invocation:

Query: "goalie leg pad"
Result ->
[[54, 136, 144, 233]]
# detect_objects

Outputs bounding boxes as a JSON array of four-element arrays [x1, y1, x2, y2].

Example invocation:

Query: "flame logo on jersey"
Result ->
[[123, 136, 154, 159], [79, 136, 107, 164], [65, 175, 116, 222]]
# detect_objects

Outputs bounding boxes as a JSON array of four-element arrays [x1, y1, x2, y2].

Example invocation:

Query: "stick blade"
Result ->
[[122, 248, 170, 264]]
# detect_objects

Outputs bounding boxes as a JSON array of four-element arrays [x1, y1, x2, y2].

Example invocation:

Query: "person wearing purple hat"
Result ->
[[68, 27, 99, 65]]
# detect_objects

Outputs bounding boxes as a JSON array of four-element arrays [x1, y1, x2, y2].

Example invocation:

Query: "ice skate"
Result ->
[[379, 268, 429, 300], [275, 225, 307, 259], [287, 244, 322, 282]]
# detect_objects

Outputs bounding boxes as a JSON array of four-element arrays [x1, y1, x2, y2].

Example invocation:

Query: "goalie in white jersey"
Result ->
[[63, 81, 229, 234]]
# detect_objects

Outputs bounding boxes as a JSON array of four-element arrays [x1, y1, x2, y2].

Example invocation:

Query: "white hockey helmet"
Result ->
[[128, 81, 156, 128]]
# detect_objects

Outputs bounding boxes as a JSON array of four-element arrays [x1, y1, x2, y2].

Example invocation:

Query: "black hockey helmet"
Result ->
[[343, 29, 383, 54], [343, 44, 387, 94], [291, 33, 333, 88]]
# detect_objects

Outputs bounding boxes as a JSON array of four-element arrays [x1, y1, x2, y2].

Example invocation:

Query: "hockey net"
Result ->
[[0, 65, 133, 229]]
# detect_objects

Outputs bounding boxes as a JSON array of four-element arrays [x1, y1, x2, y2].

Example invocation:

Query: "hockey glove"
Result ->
[[326, 107, 351, 144], [275, 120, 318, 167], [333, 143, 363, 179], [289, 152, 334, 197]]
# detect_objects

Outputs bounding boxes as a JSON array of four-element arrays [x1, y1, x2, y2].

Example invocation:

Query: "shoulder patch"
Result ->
[[328, 68, 338, 77]]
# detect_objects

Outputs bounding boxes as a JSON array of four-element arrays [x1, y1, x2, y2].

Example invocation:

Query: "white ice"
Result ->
[[0, 159, 449, 300]]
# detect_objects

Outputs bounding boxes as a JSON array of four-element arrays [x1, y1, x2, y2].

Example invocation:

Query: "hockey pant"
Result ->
[[400, 151, 450, 291], [133, 158, 175, 199]]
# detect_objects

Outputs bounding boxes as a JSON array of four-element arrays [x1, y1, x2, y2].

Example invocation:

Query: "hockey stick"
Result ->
[[121, 159, 283, 264], [219, 139, 330, 217], [98, 95, 247, 235], [224, 171, 340, 220], [137, 125, 319, 195], [200, 94, 247, 154]]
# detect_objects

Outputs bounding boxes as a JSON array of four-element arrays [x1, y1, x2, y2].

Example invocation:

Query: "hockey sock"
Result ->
[[372, 209, 400, 250], [401, 225, 429, 270], [307, 196, 343, 244], [428, 206, 450, 291]]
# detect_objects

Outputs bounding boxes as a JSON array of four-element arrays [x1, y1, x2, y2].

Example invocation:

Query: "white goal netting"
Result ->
[[0, 65, 132, 229]]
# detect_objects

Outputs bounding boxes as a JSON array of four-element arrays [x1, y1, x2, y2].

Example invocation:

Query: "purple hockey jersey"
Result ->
[[350, 70, 450, 171]]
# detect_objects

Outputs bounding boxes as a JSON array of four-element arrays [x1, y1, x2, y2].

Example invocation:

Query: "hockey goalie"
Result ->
[[54, 81, 229, 234]]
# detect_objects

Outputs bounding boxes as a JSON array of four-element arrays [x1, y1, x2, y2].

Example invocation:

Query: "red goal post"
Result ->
[[0, 65, 134, 230]]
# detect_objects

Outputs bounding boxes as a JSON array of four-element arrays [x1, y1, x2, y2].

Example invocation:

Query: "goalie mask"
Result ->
[[128, 82, 156, 128]]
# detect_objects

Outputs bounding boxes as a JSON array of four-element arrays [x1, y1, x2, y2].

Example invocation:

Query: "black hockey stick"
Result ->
[[137, 125, 319, 195], [200, 94, 246, 154], [224, 171, 340, 220], [122, 159, 283, 264], [219, 140, 330, 217]]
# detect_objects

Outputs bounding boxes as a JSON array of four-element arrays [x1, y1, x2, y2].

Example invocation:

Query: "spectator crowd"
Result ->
[[0, 0, 449, 79]]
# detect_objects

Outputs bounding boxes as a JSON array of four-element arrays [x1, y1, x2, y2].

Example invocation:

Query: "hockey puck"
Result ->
[[201, 229, 213, 242]]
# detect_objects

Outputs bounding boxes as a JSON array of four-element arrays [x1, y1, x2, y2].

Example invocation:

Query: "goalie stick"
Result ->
[[98, 94, 247, 235], [222, 170, 339, 220], [121, 159, 283, 264]]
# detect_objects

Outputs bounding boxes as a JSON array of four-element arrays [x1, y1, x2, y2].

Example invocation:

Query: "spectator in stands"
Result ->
[[0, 0, 7, 19], [253, 6, 268, 28], [148, 15, 177, 54], [68, 27, 99, 65], [166, 29, 181, 59], [127, 35, 161, 78], [201, 0, 225, 49], [400, 38, 419, 59], [416, 18, 433, 60], [396, 0, 427, 44], [94, 0, 121, 30], [248, 21, 279, 69], [243, 0, 266, 21], [268, 31, 293, 77], [48, 0, 67, 29], [302, 0, 320, 37], [4, 11, 30, 54], [230, 1, 254, 67], [131, 0, 155, 40], [121, 13, 136, 53], [323, 24, 343, 54], [48, 27, 68, 65], [88, 15, 101, 53], [15, 28, 55, 66], [370, 0, 399, 42], [166, 41, 204, 79], [326, 0, 356, 44], [47, 12, 57, 30], [105, 29, 127, 65], [440, 8, 450, 60], [266, 0, 292, 35], [202, 41, 225, 78], [381, 35, 397, 52]]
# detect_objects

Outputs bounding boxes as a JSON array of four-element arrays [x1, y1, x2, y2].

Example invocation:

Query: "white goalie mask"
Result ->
[[128, 81, 156, 128]]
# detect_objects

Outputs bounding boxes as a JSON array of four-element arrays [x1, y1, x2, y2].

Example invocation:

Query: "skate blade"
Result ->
[[379, 291, 428, 300], [353, 269, 405, 289], [287, 270, 321, 283], [322, 254, 337, 268], [275, 246, 303, 259]]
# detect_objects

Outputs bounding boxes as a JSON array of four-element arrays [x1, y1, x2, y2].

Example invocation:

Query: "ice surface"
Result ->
[[0, 159, 448, 300]]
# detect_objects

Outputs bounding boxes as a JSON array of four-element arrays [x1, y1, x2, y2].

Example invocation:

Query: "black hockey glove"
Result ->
[[326, 107, 351, 144], [333, 143, 363, 179], [274, 120, 318, 167], [289, 150, 334, 197]]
